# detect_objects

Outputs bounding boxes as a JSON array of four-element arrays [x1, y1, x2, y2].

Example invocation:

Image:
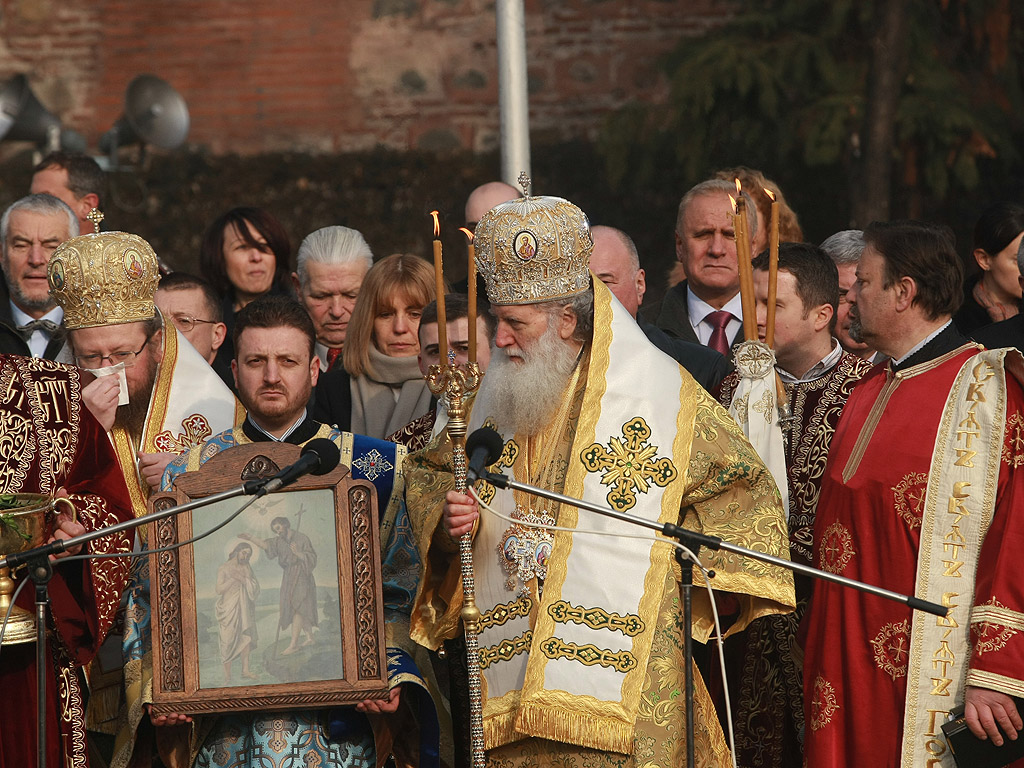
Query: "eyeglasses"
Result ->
[[171, 314, 218, 332], [74, 336, 151, 369]]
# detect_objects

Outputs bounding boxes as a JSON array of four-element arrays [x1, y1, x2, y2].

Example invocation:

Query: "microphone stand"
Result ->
[[2, 478, 271, 768], [472, 468, 946, 768]]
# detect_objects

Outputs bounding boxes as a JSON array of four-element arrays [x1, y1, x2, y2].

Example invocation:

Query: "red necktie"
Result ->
[[326, 347, 342, 370], [707, 310, 734, 356]]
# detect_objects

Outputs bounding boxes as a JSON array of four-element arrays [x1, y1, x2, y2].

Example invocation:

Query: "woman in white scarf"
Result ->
[[329, 253, 438, 439]]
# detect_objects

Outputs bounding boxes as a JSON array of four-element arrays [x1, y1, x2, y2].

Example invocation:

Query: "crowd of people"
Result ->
[[0, 150, 1022, 768]]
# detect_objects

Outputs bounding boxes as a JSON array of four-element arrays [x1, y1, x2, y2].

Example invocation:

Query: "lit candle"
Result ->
[[459, 227, 477, 363], [731, 183, 756, 341], [765, 188, 780, 347], [430, 211, 447, 360]]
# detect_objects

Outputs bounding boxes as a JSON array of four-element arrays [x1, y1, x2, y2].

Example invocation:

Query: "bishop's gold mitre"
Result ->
[[473, 184, 593, 306], [48, 227, 161, 330]]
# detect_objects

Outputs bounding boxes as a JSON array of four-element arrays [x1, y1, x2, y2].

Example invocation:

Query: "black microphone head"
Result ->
[[301, 438, 342, 476], [466, 427, 504, 466]]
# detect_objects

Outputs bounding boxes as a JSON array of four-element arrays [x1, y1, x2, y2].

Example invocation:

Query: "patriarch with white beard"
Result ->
[[403, 188, 794, 768], [480, 296, 588, 437]]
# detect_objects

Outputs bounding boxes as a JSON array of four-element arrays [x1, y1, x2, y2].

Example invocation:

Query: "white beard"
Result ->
[[480, 319, 579, 436]]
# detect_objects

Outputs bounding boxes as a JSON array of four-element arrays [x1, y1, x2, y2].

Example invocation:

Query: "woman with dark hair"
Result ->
[[198, 207, 293, 383], [954, 201, 1024, 335], [314, 253, 439, 438], [199, 207, 292, 309]]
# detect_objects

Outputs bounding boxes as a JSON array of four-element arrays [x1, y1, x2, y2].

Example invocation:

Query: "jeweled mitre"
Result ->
[[48, 231, 160, 329], [474, 194, 593, 306]]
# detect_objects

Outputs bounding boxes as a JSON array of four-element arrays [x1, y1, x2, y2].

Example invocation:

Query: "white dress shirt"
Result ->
[[10, 302, 63, 358], [687, 287, 744, 347]]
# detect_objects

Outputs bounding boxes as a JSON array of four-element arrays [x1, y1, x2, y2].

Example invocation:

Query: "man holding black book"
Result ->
[[803, 221, 1024, 766]]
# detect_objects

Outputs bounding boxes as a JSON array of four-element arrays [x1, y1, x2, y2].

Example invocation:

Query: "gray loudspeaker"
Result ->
[[99, 74, 189, 154], [0, 74, 61, 148]]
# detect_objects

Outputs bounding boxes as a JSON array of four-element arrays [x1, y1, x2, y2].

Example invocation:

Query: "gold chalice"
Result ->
[[0, 493, 76, 645]]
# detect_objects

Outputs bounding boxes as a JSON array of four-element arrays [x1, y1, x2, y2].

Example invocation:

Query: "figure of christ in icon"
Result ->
[[215, 542, 260, 682]]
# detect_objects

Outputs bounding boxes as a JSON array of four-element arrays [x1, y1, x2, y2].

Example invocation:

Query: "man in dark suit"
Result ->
[[650, 179, 757, 357], [0, 193, 79, 358], [591, 224, 728, 391]]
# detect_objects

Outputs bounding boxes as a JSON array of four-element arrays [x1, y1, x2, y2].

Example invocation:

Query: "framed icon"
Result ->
[[147, 441, 388, 715]]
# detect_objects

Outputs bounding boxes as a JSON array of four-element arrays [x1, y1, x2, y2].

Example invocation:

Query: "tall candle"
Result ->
[[431, 211, 447, 359], [765, 188, 780, 347], [732, 188, 757, 341], [460, 227, 477, 363]]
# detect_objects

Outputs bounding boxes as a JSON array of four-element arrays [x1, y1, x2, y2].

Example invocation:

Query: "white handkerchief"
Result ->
[[86, 363, 129, 406]]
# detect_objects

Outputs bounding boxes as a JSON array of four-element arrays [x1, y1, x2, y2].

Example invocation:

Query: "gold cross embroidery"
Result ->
[[581, 417, 677, 512], [153, 414, 213, 454], [751, 390, 775, 423]]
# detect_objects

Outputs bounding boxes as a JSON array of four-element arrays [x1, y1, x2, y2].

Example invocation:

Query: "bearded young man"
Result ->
[[399, 191, 795, 766], [144, 296, 443, 768]]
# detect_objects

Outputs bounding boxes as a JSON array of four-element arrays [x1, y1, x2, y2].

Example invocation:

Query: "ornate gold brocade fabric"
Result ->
[[402, 370, 793, 767]]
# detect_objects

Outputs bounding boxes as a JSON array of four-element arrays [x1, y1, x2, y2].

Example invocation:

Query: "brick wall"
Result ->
[[0, 0, 734, 155]]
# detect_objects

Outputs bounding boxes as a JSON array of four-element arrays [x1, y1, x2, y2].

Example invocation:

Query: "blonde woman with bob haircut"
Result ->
[[314, 253, 442, 438]]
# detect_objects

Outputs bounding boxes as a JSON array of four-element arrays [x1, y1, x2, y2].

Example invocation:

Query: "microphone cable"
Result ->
[[468, 485, 740, 768]]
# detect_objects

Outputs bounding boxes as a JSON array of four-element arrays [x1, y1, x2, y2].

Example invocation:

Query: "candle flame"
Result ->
[[430, 210, 440, 238], [764, 188, 776, 201], [728, 194, 737, 213], [458, 227, 474, 242], [734, 178, 742, 194]]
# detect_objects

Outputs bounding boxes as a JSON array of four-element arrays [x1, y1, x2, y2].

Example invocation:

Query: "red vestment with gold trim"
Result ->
[[804, 347, 1024, 766], [0, 356, 133, 768]]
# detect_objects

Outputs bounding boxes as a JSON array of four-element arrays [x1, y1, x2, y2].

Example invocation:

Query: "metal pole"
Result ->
[[35, 565, 52, 768], [427, 358, 485, 767], [496, 0, 531, 187]]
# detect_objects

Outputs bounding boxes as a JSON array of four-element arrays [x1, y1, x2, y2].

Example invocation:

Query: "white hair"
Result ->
[[676, 179, 757, 237], [481, 316, 580, 436], [820, 230, 866, 265], [295, 226, 373, 289], [1, 193, 79, 249]]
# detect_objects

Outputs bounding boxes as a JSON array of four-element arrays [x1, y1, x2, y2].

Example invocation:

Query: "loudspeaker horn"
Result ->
[[0, 74, 62, 149], [99, 74, 189, 154]]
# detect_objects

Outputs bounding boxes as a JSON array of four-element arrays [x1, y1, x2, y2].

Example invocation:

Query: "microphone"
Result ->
[[465, 427, 504, 482], [254, 438, 341, 496]]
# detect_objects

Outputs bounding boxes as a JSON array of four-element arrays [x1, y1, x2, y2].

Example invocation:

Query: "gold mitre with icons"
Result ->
[[48, 210, 160, 329], [473, 174, 592, 306]]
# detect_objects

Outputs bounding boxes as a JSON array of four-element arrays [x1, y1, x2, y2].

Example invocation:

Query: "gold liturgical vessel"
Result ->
[[0, 494, 76, 644]]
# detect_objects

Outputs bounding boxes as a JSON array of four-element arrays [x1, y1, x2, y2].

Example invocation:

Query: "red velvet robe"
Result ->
[[804, 347, 1024, 766], [0, 357, 133, 768]]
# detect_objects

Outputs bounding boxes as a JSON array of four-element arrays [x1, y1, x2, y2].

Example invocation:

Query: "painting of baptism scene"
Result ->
[[189, 489, 343, 689]]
